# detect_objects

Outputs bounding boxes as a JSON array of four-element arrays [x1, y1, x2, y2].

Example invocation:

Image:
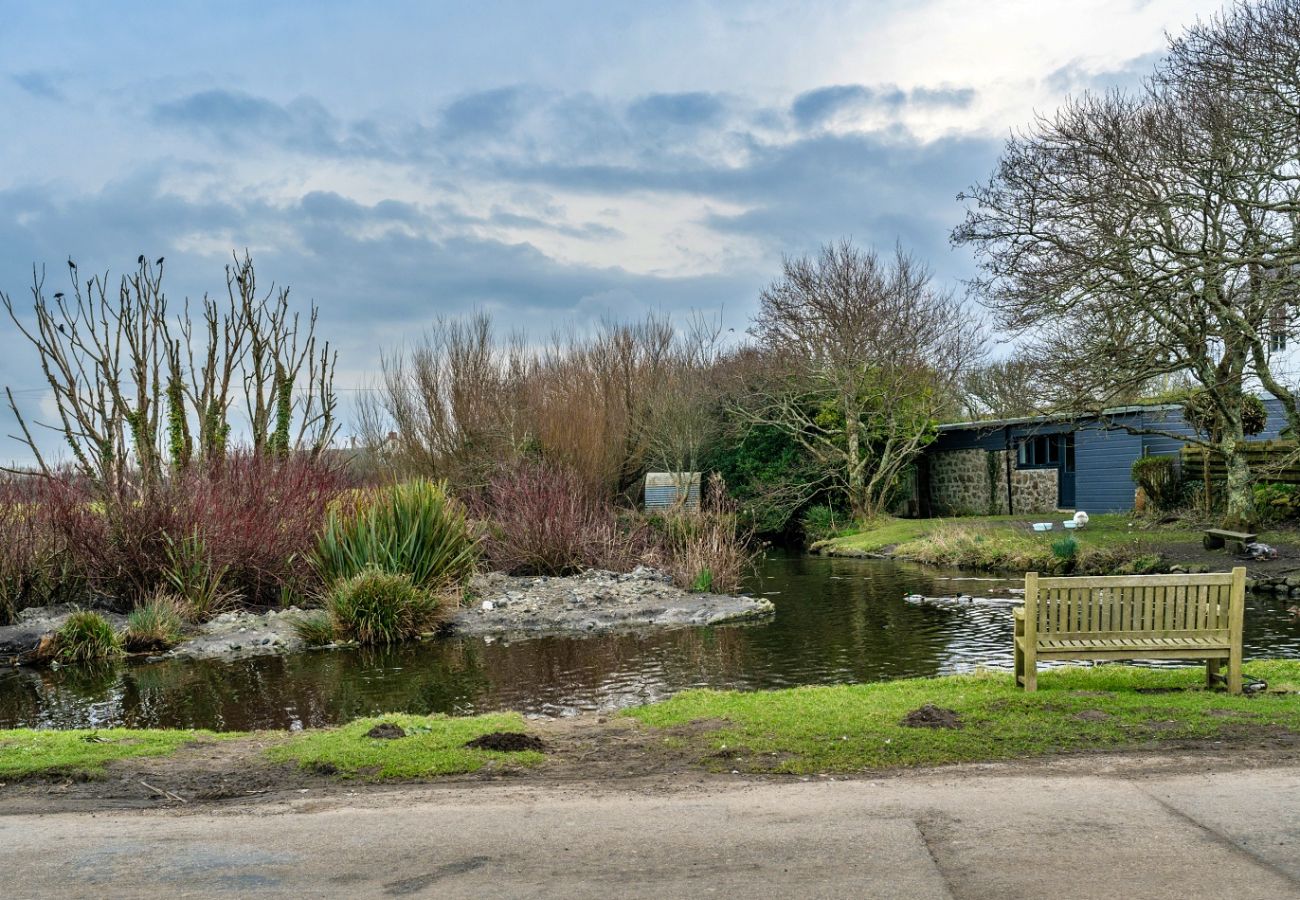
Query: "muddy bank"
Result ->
[[0, 567, 773, 666]]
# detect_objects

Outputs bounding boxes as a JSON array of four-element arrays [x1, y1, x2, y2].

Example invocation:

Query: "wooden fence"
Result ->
[[1180, 441, 1300, 484]]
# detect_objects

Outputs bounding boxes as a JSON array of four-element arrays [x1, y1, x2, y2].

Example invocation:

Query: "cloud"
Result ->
[[439, 86, 530, 136], [790, 83, 977, 128], [1045, 51, 1163, 96], [152, 89, 343, 154], [627, 92, 726, 127], [11, 71, 64, 101]]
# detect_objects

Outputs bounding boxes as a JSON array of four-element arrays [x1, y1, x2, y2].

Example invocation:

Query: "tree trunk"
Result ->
[[1220, 437, 1256, 531]]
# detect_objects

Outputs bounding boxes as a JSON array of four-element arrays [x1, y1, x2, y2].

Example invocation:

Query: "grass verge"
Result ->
[[817, 514, 1214, 574], [625, 660, 1300, 774], [266, 712, 545, 779], [0, 729, 235, 779]]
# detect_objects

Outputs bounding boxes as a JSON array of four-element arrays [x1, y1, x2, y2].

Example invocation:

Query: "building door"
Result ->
[[1058, 433, 1076, 508]]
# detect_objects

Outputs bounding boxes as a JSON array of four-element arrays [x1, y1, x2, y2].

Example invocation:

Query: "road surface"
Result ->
[[2, 764, 1297, 898]]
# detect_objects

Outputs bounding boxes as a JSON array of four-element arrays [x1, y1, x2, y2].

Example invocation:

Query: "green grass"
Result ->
[[626, 660, 1300, 774], [818, 514, 1222, 573], [0, 728, 235, 779], [267, 712, 545, 779]]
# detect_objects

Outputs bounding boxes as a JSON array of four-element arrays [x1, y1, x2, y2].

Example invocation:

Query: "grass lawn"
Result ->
[[816, 514, 1237, 574], [625, 660, 1300, 774], [266, 712, 545, 779], [0, 728, 238, 780]]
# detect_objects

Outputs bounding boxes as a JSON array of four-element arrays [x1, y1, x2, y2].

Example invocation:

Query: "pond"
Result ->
[[2, 553, 1298, 731]]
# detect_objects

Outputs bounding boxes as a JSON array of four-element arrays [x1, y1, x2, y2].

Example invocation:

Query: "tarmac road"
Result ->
[[2, 763, 1298, 899]]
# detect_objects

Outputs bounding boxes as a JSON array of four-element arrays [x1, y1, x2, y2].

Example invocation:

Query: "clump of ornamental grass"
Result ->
[[123, 593, 187, 652], [315, 480, 478, 588], [292, 610, 337, 647], [654, 476, 757, 594], [325, 568, 449, 645], [50, 610, 123, 663]]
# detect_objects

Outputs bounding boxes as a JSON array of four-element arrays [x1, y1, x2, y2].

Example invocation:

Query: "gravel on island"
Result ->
[[0, 567, 774, 665]]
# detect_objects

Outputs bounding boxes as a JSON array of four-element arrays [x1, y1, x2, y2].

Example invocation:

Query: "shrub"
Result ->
[[0, 476, 81, 624], [292, 611, 337, 647], [1253, 481, 1300, 523], [471, 460, 648, 575], [654, 475, 757, 594], [325, 568, 446, 645], [51, 611, 123, 663], [43, 453, 348, 611], [800, 504, 843, 544], [315, 479, 478, 588], [1130, 456, 1180, 511], [123, 594, 186, 652]]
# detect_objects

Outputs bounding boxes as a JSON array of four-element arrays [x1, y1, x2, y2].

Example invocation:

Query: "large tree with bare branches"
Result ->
[[953, 0, 1300, 528], [744, 240, 983, 520]]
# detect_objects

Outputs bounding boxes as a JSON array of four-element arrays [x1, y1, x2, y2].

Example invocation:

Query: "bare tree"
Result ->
[[745, 240, 984, 520], [953, 69, 1273, 527], [3, 253, 337, 500], [959, 355, 1052, 421]]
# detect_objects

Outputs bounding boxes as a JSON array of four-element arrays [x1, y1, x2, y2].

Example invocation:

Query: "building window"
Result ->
[[1017, 434, 1070, 469], [1270, 305, 1287, 353]]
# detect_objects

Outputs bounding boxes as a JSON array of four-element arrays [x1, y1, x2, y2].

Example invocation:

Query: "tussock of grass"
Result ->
[[0, 729, 235, 779], [50, 611, 123, 662], [267, 712, 545, 779], [123, 594, 187, 652], [625, 660, 1300, 774]]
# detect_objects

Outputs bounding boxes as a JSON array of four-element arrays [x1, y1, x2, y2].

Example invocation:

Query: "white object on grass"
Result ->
[[1032, 522, 1054, 532], [1073, 511, 1089, 528]]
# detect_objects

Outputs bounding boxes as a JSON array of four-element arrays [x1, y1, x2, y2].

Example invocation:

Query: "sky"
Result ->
[[0, 0, 1224, 459]]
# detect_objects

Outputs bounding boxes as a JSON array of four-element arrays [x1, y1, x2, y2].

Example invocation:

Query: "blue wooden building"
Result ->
[[921, 401, 1291, 516]]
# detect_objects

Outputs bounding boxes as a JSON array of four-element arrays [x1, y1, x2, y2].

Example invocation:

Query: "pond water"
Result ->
[[2, 553, 1298, 731]]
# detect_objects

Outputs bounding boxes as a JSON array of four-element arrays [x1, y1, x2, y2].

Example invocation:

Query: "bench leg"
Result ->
[[1023, 652, 1037, 692], [1227, 649, 1243, 695], [1015, 642, 1024, 686], [1206, 658, 1220, 689]]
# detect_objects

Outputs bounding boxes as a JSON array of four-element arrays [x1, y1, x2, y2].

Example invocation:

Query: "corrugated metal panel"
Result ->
[[644, 472, 701, 511]]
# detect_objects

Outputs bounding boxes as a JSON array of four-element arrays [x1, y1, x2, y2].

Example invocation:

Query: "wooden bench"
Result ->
[[1202, 528, 1256, 554], [1014, 568, 1247, 693]]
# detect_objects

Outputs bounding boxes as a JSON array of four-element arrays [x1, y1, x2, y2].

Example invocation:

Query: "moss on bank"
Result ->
[[626, 660, 1300, 774]]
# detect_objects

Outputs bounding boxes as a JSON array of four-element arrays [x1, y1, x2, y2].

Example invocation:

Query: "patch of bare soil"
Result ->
[[366, 723, 406, 740], [2, 716, 1298, 816], [901, 705, 963, 729], [464, 732, 545, 753]]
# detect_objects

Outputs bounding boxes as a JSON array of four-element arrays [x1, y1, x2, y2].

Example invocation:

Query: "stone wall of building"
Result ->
[[928, 448, 1060, 516]]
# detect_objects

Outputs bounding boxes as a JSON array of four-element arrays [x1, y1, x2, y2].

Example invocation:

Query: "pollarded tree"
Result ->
[[744, 241, 984, 521], [2, 253, 337, 501]]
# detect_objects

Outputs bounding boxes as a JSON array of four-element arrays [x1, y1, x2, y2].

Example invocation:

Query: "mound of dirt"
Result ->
[[901, 705, 963, 730], [464, 732, 546, 753], [366, 723, 406, 740]]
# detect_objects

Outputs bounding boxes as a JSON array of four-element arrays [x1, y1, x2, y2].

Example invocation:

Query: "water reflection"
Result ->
[[2, 553, 1297, 730]]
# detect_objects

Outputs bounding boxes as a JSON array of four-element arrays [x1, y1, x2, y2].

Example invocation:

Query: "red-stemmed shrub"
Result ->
[[42, 452, 350, 611], [0, 474, 79, 623], [470, 459, 652, 575]]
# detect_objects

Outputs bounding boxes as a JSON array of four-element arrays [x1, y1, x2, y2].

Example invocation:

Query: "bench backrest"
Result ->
[[1023, 568, 1246, 643]]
